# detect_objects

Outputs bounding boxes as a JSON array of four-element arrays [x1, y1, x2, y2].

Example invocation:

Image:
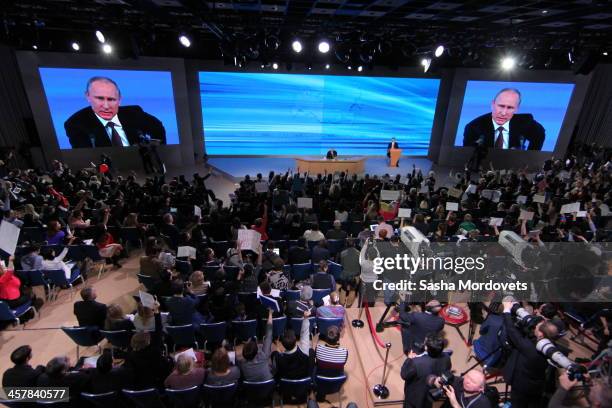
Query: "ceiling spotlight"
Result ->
[[603, 51, 608, 56], [261, 64, 265, 69], [325, 64, 330, 69], [71, 42, 80, 51], [179, 35, 191, 48], [318, 40, 330, 54], [102, 43, 113, 54], [357, 65, 363, 72], [272, 62, 278, 70], [501, 56, 516, 70], [568, 51, 574, 64], [421, 58, 431, 72], [434, 45, 445, 58], [292, 40, 303, 53], [542, 10, 548, 14], [95, 30, 105, 43], [32, 45, 38, 50], [347, 65, 352, 70]]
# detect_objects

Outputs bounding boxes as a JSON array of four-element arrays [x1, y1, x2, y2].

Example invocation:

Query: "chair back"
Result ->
[[282, 289, 301, 302], [289, 317, 316, 337], [202, 382, 237, 408], [99, 330, 133, 349], [81, 245, 103, 262], [312, 288, 332, 306], [61, 326, 102, 347], [199, 321, 227, 350], [44, 269, 69, 287], [237, 292, 258, 311], [80, 391, 120, 407], [327, 261, 343, 281], [327, 239, 346, 255], [165, 385, 201, 408], [122, 388, 165, 408], [202, 265, 221, 281], [270, 316, 287, 339], [28, 269, 49, 288], [242, 379, 276, 406], [279, 377, 312, 404], [316, 316, 344, 336], [166, 324, 198, 350], [231, 319, 258, 343], [0, 301, 17, 323], [137, 274, 157, 292], [223, 265, 240, 280], [315, 374, 347, 395], [174, 259, 192, 276], [291, 263, 313, 282]]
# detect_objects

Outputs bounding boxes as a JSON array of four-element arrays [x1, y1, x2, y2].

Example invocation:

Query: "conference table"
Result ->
[[295, 157, 366, 174]]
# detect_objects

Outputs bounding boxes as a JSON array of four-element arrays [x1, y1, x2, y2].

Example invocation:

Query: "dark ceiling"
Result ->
[[2, 0, 611, 70]]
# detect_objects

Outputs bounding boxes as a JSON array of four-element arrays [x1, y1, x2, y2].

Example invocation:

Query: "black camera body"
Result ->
[[428, 371, 455, 401]]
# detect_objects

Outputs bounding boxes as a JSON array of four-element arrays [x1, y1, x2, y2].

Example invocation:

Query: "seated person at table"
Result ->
[[165, 353, 205, 390]]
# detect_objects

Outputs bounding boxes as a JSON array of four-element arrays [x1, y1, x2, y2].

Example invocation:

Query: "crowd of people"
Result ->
[[0, 141, 610, 407]]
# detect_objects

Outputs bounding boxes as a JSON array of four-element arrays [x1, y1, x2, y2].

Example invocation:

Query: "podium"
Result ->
[[388, 148, 402, 167]]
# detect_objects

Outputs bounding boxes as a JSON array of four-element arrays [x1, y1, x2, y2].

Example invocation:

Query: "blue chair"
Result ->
[[291, 263, 313, 282], [0, 300, 36, 327], [307, 241, 318, 253], [289, 317, 316, 338], [315, 374, 347, 407], [282, 289, 301, 302], [327, 239, 346, 256], [20, 226, 45, 243], [99, 330, 133, 351], [199, 321, 227, 351], [80, 391, 120, 407], [209, 241, 231, 258], [166, 324, 199, 351], [316, 317, 344, 336], [174, 259, 192, 276], [81, 245, 106, 280], [279, 377, 312, 405], [202, 382, 237, 408], [222, 265, 240, 281], [242, 379, 276, 407], [44, 268, 84, 301], [61, 326, 102, 359], [232, 319, 258, 345], [137, 273, 157, 292], [165, 385, 201, 408], [267, 316, 287, 340], [282, 264, 292, 275], [327, 261, 343, 281], [28, 269, 51, 301], [122, 388, 165, 408], [312, 288, 331, 307], [202, 265, 221, 281], [66, 245, 85, 262]]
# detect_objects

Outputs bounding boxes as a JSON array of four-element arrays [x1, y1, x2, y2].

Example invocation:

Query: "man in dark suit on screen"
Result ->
[[463, 88, 545, 151], [64, 76, 166, 148]]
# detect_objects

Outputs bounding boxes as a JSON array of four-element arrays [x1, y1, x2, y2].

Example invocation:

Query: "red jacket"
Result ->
[[0, 270, 21, 301]]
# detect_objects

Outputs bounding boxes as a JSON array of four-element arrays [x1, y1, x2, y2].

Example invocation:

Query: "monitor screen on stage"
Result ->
[[454, 80, 575, 152], [38, 68, 180, 149], [199, 72, 440, 156]]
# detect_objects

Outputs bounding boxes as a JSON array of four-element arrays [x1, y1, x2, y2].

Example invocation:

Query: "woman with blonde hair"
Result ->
[[164, 353, 205, 390], [104, 303, 134, 331], [205, 348, 240, 385], [188, 271, 208, 296]]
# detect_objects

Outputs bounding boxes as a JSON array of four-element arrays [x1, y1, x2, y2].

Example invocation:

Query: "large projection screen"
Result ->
[[199, 72, 440, 156]]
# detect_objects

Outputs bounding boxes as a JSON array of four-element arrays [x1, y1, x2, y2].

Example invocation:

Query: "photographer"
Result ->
[[502, 299, 559, 408], [548, 374, 611, 408], [435, 369, 492, 408], [400, 333, 451, 408]]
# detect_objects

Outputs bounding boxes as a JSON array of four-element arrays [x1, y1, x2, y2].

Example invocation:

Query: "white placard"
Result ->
[[0, 220, 20, 255], [174, 348, 197, 362], [297, 197, 313, 209], [255, 182, 268, 193], [481, 190, 502, 203], [499, 169, 507, 175], [237, 229, 262, 252], [446, 202, 459, 211], [465, 184, 477, 195], [519, 210, 535, 221], [177, 246, 197, 259], [194, 205, 201, 217], [489, 217, 503, 226], [420, 184, 429, 193], [398, 208, 412, 218], [380, 190, 400, 201], [399, 177, 409, 185], [533, 194, 546, 204], [517, 195, 527, 204], [560, 202, 581, 214], [576, 211, 587, 218], [559, 170, 570, 180], [448, 187, 463, 198], [139, 290, 156, 309]]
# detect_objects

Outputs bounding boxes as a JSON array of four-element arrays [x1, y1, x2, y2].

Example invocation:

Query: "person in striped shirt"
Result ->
[[315, 325, 348, 376]]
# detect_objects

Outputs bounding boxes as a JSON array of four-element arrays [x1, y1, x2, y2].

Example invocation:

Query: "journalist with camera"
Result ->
[[430, 369, 492, 408], [501, 298, 586, 408]]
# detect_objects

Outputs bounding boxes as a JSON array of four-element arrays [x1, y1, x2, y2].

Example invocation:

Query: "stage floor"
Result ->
[[207, 156, 433, 180]]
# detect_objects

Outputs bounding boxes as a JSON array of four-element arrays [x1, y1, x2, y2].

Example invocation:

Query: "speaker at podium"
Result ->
[[386, 138, 401, 167]]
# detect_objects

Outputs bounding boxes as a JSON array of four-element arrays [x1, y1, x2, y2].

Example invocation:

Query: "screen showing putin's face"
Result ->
[[86, 79, 121, 120], [491, 90, 519, 126]]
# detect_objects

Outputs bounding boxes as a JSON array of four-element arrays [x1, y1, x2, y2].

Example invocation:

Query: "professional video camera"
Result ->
[[427, 371, 455, 401], [510, 303, 544, 332], [536, 338, 588, 381]]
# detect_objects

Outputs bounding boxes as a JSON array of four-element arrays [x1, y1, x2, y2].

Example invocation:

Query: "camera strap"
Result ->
[[460, 393, 483, 408]]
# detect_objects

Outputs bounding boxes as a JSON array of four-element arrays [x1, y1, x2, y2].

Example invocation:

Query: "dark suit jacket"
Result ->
[[326, 150, 338, 160], [288, 246, 310, 265], [64, 105, 166, 148], [501, 313, 548, 395], [463, 113, 545, 151], [400, 354, 451, 408], [2, 364, 45, 387], [399, 308, 445, 353], [74, 300, 107, 328]]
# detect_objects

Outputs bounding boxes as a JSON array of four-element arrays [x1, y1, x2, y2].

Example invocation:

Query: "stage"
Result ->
[[207, 156, 433, 181]]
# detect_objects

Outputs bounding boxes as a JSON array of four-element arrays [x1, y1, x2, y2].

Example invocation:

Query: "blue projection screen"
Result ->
[[199, 72, 440, 156], [454, 81, 575, 152], [39, 68, 180, 149]]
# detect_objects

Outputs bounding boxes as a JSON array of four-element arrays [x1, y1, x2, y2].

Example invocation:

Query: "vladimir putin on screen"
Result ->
[[462, 88, 545, 151], [64, 76, 166, 148]]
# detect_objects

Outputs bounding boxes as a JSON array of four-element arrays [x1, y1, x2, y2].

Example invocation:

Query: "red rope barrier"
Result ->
[[364, 303, 387, 348]]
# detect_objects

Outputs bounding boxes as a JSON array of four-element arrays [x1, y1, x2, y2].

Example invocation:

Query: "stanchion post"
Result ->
[[373, 342, 392, 399]]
